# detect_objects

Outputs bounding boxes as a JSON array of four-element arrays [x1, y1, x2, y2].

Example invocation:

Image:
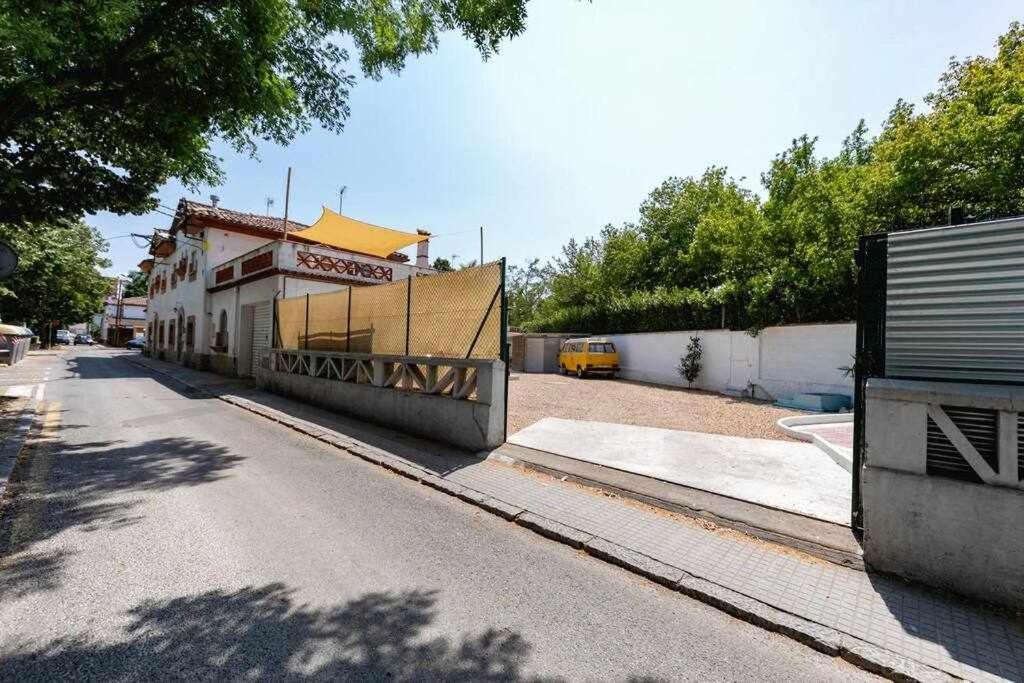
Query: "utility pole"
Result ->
[[339, 185, 347, 213], [282, 167, 292, 240], [114, 276, 125, 346], [479, 226, 484, 266]]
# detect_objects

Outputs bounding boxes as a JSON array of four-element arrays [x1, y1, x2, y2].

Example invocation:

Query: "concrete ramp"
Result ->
[[508, 418, 851, 525]]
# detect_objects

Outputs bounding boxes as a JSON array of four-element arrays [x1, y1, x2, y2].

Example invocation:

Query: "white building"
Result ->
[[100, 296, 147, 344], [142, 198, 432, 376], [91, 276, 148, 344]]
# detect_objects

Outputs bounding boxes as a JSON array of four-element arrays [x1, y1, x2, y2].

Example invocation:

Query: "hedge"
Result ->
[[525, 288, 724, 334]]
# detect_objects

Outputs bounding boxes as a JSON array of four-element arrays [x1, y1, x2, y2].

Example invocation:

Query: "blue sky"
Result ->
[[93, 1, 1022, 276]]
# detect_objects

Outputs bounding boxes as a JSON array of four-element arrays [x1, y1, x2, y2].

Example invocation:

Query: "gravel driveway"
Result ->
[[508, 373, 803, 440]]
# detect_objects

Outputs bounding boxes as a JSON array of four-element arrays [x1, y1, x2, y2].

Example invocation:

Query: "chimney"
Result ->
[[209, 194, 220, 208], [416, 230, 430, 268]]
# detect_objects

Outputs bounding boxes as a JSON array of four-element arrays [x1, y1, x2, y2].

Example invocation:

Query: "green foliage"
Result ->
[[431, 257, 454, 272], [124, 269, 149, 298], [0, 0, 530, 225], [528, 288, 720, 334], [677, 336, 702, 387], [0, 221, 111, 332], [506, 258, 546, 328], [870, 23, 1024, 226], [523, 22, 1024, 333]]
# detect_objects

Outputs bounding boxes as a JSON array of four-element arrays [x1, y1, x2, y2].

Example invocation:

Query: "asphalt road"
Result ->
[[0, 347, 877, 681]]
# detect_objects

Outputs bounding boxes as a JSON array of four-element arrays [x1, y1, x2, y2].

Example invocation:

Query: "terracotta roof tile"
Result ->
[[178, 199, 307, 234], [121, 296, 148, 307]]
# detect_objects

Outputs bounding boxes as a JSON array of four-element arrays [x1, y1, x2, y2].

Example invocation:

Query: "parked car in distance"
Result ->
[[75, 334, 94, 345], [558, 337, 620, 378], [125, 336, 146, 350], [55, 329, 73, 345]]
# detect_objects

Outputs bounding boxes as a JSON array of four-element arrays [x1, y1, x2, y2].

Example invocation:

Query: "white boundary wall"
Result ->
[[606, 323, 854, 399]]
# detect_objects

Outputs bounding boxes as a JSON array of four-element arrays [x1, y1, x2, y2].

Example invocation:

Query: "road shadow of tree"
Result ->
[[0, 432, 244, 599], [2, 583, 561, 681]]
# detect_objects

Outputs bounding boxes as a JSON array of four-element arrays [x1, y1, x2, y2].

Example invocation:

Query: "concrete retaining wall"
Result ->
[[257, 358, 506, 452], [606, 323, 854, 400]]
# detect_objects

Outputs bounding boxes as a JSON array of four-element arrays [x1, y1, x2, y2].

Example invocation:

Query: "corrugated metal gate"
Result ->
[[885, 217, 1024, 383], [251, 301, 272, 375], [852, 215, 1024, 533]]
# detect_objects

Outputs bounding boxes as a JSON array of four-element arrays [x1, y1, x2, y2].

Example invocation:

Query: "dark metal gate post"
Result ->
[[852, 233, 888, 536], [500, 257, 509, 443], [346, 287, 352, 353], [405, 275, 412, 355]]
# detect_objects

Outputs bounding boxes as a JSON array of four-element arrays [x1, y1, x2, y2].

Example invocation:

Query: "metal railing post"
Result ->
[[346, 287, 352, 353], [304, 293, 310, 350], [405, 275, 412, 355], [500, 257, 509, 443]]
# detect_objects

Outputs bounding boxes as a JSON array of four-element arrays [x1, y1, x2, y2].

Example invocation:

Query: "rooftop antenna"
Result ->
[[339, 185, 347, 213], [265, 197, 275, 215]]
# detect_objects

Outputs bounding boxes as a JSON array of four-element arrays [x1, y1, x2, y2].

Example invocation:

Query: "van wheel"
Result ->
[[576, 366, 585, 379], [559, 365, 566, 375]]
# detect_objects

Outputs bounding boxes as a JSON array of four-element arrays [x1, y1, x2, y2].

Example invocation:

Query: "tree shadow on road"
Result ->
[[2, 583, 559, 681], [0, 433, 243, 599]]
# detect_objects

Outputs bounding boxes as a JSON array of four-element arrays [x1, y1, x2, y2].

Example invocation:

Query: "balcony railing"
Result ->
[[207, 241, 431, 291]]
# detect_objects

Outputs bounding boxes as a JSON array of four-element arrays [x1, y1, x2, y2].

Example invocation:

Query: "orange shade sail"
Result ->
[[292, 207, 427, 258]]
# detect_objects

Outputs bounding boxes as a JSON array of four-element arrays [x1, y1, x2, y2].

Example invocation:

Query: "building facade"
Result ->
[[92, 276, 148, 344], [142, 199, 432, 376]]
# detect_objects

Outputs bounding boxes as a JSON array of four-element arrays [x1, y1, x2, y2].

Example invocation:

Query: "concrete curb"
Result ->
[[123, 355, 951, 683], [776, 414, 854, 472], [0, 397, 39, 500]]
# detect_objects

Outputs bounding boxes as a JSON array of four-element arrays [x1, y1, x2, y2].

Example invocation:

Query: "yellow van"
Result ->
[[559, 337, 620, 378]]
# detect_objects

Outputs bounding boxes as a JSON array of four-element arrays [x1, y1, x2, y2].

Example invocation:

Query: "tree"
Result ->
[[431, 257, 455, 273], [124, 269, 149, 298], [0, 221, 111, 337], [523, 21, 1024, 334], [506, 259, 546, 328], [0, 0, 530, 226], [872, 21, 1024, 227], [677, 336, 702, 388]]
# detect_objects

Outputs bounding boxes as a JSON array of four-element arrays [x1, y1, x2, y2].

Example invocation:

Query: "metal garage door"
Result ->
[[525, 337, 546, 373], [251, 301, 272, 375]]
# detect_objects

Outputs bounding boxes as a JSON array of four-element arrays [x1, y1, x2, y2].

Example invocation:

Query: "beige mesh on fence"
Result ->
[[410, 264, 501, 358], [347, 279, 408, 354], [276, 297, 306, 351], [306, 289, 350, 351], [275, 261, 503, 360]]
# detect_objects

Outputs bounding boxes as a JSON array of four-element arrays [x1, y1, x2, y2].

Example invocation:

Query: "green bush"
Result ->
[[526, 288, 722, 334]]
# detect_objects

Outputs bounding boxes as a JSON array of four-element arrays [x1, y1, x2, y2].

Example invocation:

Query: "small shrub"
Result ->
[[677, 335, 702, 387]]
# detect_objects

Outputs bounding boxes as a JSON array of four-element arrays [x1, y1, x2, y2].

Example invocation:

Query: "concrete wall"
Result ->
[[862, 378, 1024, 608], [606, 323, 854, 400], [257, 358, 507, 451]]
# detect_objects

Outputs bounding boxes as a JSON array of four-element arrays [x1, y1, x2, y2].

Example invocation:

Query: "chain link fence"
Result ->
[[274, 261, 505, 360]]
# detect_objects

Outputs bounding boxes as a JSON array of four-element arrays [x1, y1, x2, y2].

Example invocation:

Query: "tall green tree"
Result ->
[[123, 269, 149, 298], [0, 221, 111, 334], [506, 258, 546, 328], [0, 0, 530, 226], [872, 21, 1024, 227]]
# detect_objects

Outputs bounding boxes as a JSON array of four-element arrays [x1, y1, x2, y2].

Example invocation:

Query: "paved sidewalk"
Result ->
[[124, 353, 1024, 682]]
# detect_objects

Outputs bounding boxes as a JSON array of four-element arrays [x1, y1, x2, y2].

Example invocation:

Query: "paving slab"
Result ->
[[509, 417, 851, 525]]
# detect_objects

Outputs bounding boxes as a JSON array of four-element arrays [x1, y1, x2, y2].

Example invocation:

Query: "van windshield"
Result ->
[[587, 343, 615, 353]]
